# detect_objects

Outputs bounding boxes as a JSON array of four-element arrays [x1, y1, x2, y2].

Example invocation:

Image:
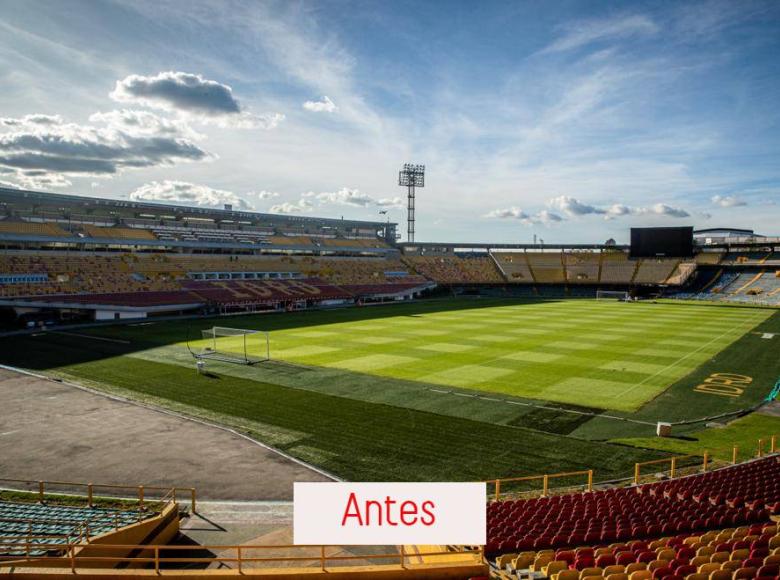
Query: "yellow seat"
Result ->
[[596, 548, 613, 557], [720, 561, 741, 572], [544, 561, 569, 577], [628, 571, 652, 580], [732, 567, 756, 580], [649, 540, 667, 550], [684, 574, 708, 580], [690, 556, 710, 568], [532, 553, 554, 572], [708, 571, 731, 580], [625, 563, 647, 574], [554, 570, 580, 580], [697, 547, 715, 558], [698, 563, 721, 576], [512, 553, 535, 570], [730, 549, 749, 561], [657, 549, 677, 561], [769, 536, 780, 550], [684, 536, 702, 546], [603, 565, 626, 577], [710, 552, 729, 564], [496, 553, 517, 568], [606, 574, 628, 580], [579, 566, 604, 579], [764, 554, 780, 566], [648, 560, 668, 572]]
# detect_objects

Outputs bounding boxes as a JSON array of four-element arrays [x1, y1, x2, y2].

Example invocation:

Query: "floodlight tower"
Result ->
[[398, 163, 425, 243]]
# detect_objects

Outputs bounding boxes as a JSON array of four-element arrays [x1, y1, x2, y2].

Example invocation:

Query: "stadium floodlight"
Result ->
[[398, 163, 425, 243]]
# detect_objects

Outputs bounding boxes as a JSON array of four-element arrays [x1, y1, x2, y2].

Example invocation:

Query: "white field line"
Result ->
[[50, 330, 130, 344], [615, 310, 768, 398]]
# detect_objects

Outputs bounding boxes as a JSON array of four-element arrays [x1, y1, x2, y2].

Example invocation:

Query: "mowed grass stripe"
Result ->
[[190, 300, 771, 412]]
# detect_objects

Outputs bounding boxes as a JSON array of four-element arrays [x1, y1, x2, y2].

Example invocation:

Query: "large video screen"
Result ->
[[630, 226, 694, 258]]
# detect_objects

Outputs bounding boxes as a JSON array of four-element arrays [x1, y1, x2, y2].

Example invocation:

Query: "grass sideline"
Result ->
[[0, 489, 161, 512], [611, 412, 780, 462]]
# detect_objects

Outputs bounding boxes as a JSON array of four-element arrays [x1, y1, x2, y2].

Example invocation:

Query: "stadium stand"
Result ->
[[402, 255, 505, 284], [632, 259, 680, 285], [599, 252, 638, 284], [494, 522, 780, 579], [0, 220, 68, 237], [487, 455, 780, 556], [526, 252, 566, 283], [82, 225, 157, 241], [0, 501, 150, 557], [564, 252, 601, 284], [491, 252, 535, 283]]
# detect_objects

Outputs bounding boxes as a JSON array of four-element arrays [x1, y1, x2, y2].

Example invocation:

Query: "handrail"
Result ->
[[487, 434, 778, 502], [0, 541, 484, 573], [0, 477, 196, 512], [487, 469, 593, 501]]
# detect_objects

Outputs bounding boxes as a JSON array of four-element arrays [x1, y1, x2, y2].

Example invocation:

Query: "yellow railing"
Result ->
[[0, 540, 484, 573], [0, 477, 196, 513], [488, 470, 593, 501], [489, 433, 779, 502], [632, 454, 707, 485]]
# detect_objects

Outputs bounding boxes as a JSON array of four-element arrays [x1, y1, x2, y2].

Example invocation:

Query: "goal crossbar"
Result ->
[[194, 326, 270, 365]]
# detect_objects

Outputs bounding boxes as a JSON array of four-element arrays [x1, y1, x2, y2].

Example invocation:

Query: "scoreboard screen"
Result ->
[[630, 226, 694, 258]]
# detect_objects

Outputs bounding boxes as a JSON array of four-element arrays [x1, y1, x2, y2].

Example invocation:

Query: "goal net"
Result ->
[[596, 290, 630, 301], [195, 327, 269, 365]]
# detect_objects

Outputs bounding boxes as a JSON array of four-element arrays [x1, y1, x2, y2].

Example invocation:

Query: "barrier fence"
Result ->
[[0, 541, 484, 573], [488, 434, 778, 501], [0, 477, 196, 513]]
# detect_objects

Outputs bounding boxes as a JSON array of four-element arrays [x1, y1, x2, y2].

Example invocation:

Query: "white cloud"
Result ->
[[303, 96, 337, 113], [251, 190, 280, 200], [302, 187, 400, 208], [542, 13, 658, 54], [110, 71, 283, 129], [129, 180, 252, 210], [642, 203, 690, 218], [269, 199, 314, 214], [0, 114, 63, 128], [711, 194, 747, 208], [484, 207, 530, 220], [0, 112, 209, 184], [548, 195, 605, 216]]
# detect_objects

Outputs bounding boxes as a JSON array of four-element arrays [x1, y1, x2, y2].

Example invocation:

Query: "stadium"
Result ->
[[0, 183, 778, 579]]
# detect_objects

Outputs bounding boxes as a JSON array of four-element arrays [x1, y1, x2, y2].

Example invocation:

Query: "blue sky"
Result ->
[[0, 0, 778, 243]]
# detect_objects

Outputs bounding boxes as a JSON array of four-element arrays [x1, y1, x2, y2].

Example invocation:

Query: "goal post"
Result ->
[[194, 326, 269, 365], [596, 290, 630, 301]]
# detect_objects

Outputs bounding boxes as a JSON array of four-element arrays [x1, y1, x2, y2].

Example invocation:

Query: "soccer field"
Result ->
[[192, 300, 772, 412]]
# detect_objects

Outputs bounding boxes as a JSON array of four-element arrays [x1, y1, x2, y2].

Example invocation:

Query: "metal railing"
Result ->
[[488, 470, 593, 501], [0, 540, 484, 573], [488, 434, 779, 502], [0, 477, 196, 513]]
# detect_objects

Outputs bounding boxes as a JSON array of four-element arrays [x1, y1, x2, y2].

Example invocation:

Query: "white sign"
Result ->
[[293, 482, 486, 545]]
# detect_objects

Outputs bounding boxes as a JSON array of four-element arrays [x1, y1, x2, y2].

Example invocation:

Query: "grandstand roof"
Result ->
[[0, 187, 394, 230]]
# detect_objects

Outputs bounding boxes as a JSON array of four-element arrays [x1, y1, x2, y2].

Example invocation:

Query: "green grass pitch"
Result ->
[[2, 298, 777, 483], [191, 300, 772, 412]]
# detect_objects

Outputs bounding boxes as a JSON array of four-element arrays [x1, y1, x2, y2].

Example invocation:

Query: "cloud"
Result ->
[[548, 195, 605, 216], [484, 207, 563, 226], [89, 109, 201, 139], [0, 114, 63, 128], [303, 96, 337, 113], [129, 180, 252, 210], [251, 190, 280, 200], [484, 207, 530, 220], [641, 203, 690, 218], [110, 71, 283, 129], [269, 199, 314, 214], [0, 112, 209, 179], [542, 13, 658, 54], [711, 194, 747, 208], [376, 197, 404, 208], [302, 187, 401, 208]]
